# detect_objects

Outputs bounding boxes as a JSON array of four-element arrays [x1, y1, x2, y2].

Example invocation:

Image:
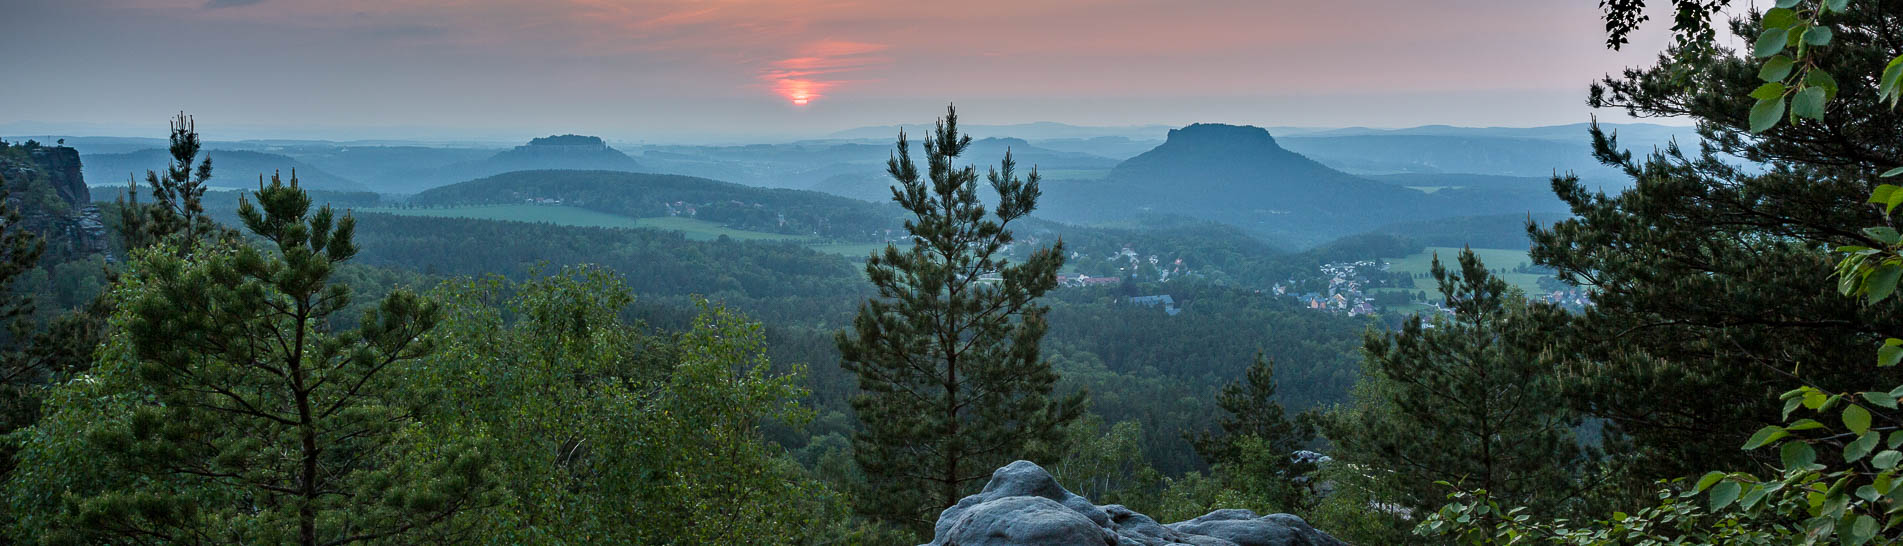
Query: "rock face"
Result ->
[[924, 461, 1346, 546], [27, 146, 89, 206], [0, 144, 108, 257]]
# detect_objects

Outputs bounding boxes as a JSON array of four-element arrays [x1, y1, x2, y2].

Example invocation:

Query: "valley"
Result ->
[[8, 1, 1891, 544]]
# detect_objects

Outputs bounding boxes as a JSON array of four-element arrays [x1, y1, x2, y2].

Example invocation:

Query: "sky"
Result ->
[[0, 0, 1719, 142]]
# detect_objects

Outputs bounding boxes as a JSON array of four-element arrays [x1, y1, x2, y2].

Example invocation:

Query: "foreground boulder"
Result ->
[[925, 460, 1346, 546]]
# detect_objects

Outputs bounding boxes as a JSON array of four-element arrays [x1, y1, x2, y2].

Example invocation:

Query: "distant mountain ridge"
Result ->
[[81, 148, 367, 192], [1286, 122, 1692, 141], [828, 121, 1173, 141], [1276, 123, 1696, 186], [641, 136, 1119, 201]]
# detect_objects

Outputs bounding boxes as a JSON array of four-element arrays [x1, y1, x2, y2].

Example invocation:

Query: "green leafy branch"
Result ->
[[1419, 1, 1903, 542], [1746, 0, 1903, 132], [1747, 0, 1846, 131]]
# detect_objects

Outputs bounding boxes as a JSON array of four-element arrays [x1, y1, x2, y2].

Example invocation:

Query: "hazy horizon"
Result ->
[[0, 117, 1698, 148], [2, 0, 1728, 143]]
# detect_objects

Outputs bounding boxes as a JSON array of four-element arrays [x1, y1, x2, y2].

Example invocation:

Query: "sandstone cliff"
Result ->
[[0, 143, 108, 257]]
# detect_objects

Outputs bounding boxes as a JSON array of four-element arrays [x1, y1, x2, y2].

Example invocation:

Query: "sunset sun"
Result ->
[[775, 79, 821, 106], [9, 0, 1806, 542]]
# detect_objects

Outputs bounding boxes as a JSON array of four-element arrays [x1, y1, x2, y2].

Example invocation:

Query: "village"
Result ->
[[1274, 260, 1391, 317]]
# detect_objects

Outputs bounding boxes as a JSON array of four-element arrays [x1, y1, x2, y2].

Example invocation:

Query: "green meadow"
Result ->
[[1377, 246, 1548, 302]]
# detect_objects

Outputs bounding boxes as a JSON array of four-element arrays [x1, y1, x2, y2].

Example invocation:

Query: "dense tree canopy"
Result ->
[[1532, 2, 1903, 484], [1328, 250, 1593, 523], [9, 174, 493, 544]]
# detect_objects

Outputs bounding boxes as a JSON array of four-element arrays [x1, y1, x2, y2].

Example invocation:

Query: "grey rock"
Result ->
[[1167, 510, 1346, 546], [923, 461, 1345, 546], [932, 496, 1116, 546]]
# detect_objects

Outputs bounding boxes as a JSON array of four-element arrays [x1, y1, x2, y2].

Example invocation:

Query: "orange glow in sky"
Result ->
[[6, 1, 1690, 130], [773, 78, 824, 106], [761, 40, 887, 106]]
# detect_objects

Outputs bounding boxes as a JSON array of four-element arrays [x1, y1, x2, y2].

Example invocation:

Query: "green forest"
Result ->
[[3, 0, 1903, 544]]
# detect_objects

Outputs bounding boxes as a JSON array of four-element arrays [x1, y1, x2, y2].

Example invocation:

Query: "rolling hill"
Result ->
[[370, 135, 645, 194], [798, 137, 1120, 202], [284, 145, 497, 193], [409, 170, 900, 242]]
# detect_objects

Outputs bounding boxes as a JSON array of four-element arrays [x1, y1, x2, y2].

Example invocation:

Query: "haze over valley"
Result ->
[[4, 1, 1894, 544]]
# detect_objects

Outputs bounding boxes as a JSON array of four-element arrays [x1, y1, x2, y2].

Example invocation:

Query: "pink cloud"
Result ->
[[759, 40, 889, 105], [143, 0, 1681, 104]]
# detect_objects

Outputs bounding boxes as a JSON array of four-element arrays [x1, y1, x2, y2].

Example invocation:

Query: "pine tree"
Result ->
[[0, 172, 47, 472], [0, 174, 43, 324], [1184, 352, 1317, 510], [1326, 249, 1590, 519], [1528, 3, 1902, 488], [1187, 353, 1314, 466], [118, 112, 224, 253], [836, 104, 1086, 529], [10, 173, 492, 544]]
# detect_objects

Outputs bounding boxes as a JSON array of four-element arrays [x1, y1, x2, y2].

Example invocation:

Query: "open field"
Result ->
[[629, 215, 817, 242], [1377, 246, 1547, 301], [358, 205, 817, 242]]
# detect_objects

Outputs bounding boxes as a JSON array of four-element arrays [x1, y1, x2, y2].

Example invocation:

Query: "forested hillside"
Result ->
[[409, 170, 904, 241], [0, 99, 1613, 538], [6, 0, 1901, 543]]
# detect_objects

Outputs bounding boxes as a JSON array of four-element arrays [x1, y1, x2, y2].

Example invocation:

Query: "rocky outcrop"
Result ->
[[27, 146, 89, 207], [0, 144, 108, 257], [924, 461, 1346, 546]]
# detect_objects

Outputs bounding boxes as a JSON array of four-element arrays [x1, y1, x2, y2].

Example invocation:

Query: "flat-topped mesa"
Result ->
[[1105, 123, 1359, 191], [924, 460, 1346, 546], [486, 134, 642, 172], [1159, 123, 1283, 152], [522, 134, 611, 150]]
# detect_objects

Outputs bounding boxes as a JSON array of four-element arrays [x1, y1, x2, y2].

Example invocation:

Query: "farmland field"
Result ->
[[1378, 246, 1548, 302], [630, 216, 817, 242]]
